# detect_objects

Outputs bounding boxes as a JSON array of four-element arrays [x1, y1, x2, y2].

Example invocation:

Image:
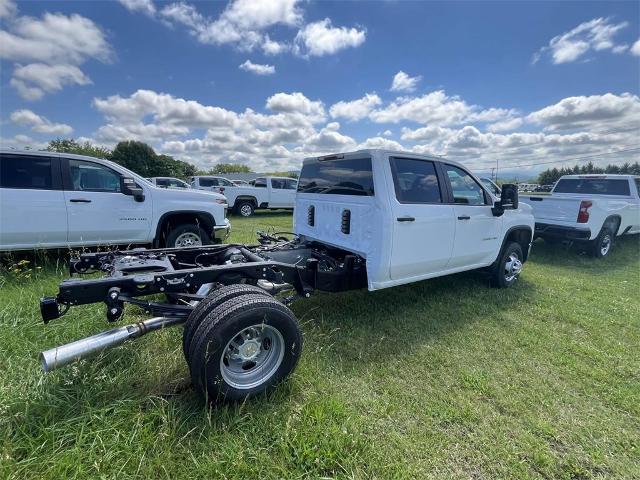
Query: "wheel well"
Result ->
[[504, 227, 532, 261], [603, 215, 621, 235], [155, 212, 214, 247], [235, 196, 258, 207]]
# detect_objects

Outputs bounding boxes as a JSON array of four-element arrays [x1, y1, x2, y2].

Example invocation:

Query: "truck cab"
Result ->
[[294, 149, 535, 290]]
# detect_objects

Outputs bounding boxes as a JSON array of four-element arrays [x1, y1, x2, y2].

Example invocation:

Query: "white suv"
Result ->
[[0, 150, 230, 251]]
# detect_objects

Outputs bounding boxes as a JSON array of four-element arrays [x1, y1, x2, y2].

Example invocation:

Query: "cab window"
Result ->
[[0, 154, 53, 190], [442, 164, 487, 205], [284, 179, 298, 189], [254, 178, 267, 188], [271, 178, 285, 189], [390, 157, 442, 204], [68, 159, 121, 193]]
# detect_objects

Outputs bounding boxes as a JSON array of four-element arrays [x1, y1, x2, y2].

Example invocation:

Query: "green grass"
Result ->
[[1, 211, 639, 479]]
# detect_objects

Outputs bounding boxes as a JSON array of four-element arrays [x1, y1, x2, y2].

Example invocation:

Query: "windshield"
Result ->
[[554, 178, 630, 196], [298, 157, 374, 196]]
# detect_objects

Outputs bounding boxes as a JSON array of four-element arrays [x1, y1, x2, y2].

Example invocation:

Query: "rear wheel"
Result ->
[[236, 201, 255, 217], [182, 284, 270, 357], [490, 241, 523, 288], [166, 224, 211, 248], [187, 294, 302, 402], [590, 224, 616, 258]]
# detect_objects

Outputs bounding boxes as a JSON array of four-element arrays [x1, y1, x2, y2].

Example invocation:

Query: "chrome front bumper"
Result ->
[[213, 220, 231, 240]]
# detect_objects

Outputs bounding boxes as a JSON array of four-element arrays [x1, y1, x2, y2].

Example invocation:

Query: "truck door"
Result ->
[[0, 153, 68, 249], [269, 178, 293, 208], [389, 157, 456, 279], [62, 157, 152, 245], [441, 164, 501, 268]]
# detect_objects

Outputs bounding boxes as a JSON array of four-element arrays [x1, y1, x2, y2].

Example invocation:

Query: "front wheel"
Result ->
[[165, 224, 211, 248], [187, 294, 302, 402], [490, 242, 523, 288]]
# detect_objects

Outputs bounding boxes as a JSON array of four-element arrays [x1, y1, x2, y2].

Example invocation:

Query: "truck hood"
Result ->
[[151, 187, 227, 203]]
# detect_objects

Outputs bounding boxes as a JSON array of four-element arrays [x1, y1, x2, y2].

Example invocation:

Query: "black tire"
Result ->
[[182, 284, 271, 357], [490, 241, 524, 288], [187, 294, 302, 402], [165, 224, 211, 248], [590, 224, 615, 258], [236, 201, 255, 217]]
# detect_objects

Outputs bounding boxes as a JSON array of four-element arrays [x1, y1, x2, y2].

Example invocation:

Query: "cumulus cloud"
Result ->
[[265, 92, 325, 119], [487, 117, 524, 133], [390, 71, 421, 92], [329, 93, 382, 121], [262, 35, 289, 55], [0, 0, 16, 18], [526, 93, 640, 131], [533, 17, 629, 64], [10, 109, 73, 135], [294, 18, 365, 56], [0, 10, 112, 100], [239, 59, 275, 75], [117, 0, 156, 16], [631, 39, 640, 56]]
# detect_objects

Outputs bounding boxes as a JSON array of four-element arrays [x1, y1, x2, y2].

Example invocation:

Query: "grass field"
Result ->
[[1, 212, 639, 479]]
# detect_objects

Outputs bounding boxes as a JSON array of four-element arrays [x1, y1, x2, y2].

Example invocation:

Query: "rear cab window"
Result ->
[[0, 154, 56, 190], [554, 178, 631, 196], [298, 156, 374, 196], [390, 157, 442, 203]]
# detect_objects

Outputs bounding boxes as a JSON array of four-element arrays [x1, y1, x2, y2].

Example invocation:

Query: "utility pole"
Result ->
[[490, 168, 496, 182]]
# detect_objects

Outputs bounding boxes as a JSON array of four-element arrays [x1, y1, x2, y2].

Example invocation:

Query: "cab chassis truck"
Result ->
[[39, 150, 534, 402]]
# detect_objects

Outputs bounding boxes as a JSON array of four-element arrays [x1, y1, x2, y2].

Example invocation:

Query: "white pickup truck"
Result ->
[[0, 150, 230, 251], [39, 149, 535, 402], [521, 174, 640, 257], [191, 175, 297, 216]]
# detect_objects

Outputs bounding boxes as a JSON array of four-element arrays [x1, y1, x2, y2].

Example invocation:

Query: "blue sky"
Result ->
[[1, 0, 639, 177]]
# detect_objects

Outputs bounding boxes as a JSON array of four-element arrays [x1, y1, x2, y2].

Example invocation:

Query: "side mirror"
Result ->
[[121, 177, 145, 202], [491, 183, 518, 217]]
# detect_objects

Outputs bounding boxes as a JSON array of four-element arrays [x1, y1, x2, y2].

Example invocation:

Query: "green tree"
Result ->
[[110, 141, 160, 177], [209, 163, 252, 174], [45, 138, 111, 159]]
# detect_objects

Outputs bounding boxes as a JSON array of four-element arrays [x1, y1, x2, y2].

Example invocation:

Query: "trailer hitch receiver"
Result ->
[[40, 296, 61, 324]]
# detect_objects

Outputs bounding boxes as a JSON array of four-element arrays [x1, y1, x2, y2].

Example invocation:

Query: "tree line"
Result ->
[[537, 161, 640, 185], [45, 138, 260, 180]]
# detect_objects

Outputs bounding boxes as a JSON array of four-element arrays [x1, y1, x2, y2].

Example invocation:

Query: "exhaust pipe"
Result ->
[[40, 316, 184, 373]]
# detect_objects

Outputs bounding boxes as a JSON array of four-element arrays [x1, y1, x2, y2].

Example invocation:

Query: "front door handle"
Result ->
[[69, 198, 92, 203], [397, 216, 415, 222], [457, 215, 471, 220]]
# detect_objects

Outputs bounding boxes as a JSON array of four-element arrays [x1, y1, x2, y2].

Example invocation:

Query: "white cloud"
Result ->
[[533, 17, 629, 64], [526, 93, 640, 131], [0, 11, 112, 100], [117, 0, 156, 16], [160, 0, 302, 51], [329, 93, 382, 121], [265, 92, 325, 120], [357, 136, 404, 151], [294, 18, 365, 56], [10, 63, 92, 100], [262, 35, 288, 55], [239, 59, 275, 75], [390, 71, 421, 92], [369, 90, 513, 127], [631, 39, 640, 56], [10, 109, 73, 135], [0, 0, 17, 18], [487, 117, 524, 133]]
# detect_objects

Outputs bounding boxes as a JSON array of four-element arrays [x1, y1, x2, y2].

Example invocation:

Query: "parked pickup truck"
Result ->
[[0, 150, 230, 251], [39, 149, 534, 402], [147, 176, 191, 189], [191, 175, 297, 216], [521, 174, 640, 257]]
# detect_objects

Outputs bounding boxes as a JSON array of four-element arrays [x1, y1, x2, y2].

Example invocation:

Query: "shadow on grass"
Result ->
[[528, 235, 639, 274]]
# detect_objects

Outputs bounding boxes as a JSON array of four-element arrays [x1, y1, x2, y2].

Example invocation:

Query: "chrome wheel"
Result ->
[[174, 232, 203, 248], [600, 234, 611, 256], [504, 252, 522, 282], [240, 204, 253, 217], [220, 324, 285, 390]]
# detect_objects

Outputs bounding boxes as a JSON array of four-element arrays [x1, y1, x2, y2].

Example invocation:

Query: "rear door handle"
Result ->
[[397, 216, 415, 222], [69, 198, 92, 203], [457, 215, 471, 220]]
